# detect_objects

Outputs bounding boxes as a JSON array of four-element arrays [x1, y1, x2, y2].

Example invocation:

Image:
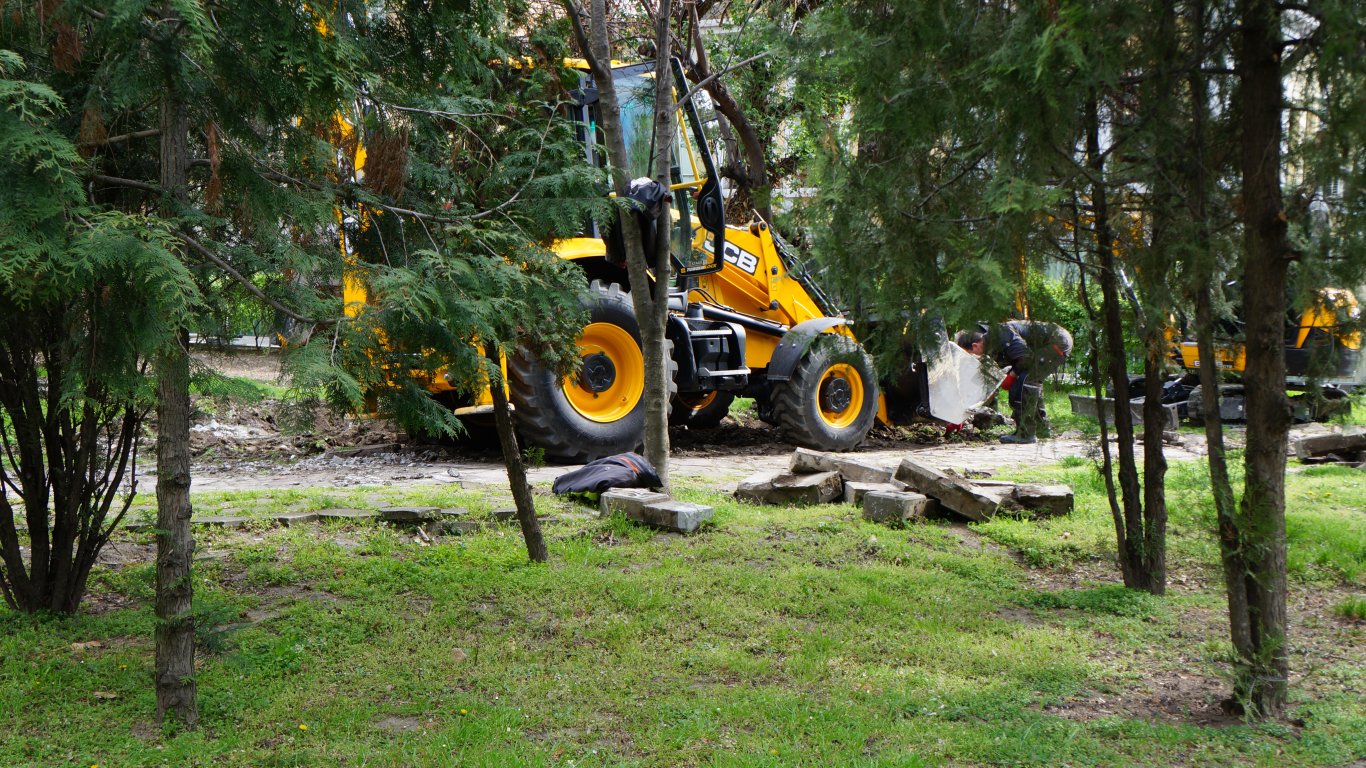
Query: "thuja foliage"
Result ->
[[789, 0, 1366, 717], [0, 48, 195, 612], [0, 0, 608, 613]]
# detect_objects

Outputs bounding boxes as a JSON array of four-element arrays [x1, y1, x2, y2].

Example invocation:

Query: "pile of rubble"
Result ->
[[735, 448, 1073, 526], [1294, 429, 1366, 468]]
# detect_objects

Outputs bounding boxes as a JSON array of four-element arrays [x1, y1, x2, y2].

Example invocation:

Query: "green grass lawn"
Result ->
[[1, 463, 1363, 767]]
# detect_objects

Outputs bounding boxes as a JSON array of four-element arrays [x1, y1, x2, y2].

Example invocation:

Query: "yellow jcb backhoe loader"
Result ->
[[347, 58, 970, 463]]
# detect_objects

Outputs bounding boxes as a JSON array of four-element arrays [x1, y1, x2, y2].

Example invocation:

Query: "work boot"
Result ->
[[1000, 432, 1037, 445]]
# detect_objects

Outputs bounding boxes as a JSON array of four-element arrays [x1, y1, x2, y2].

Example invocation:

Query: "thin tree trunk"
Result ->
[[576, 0, 674, 489], [154, 86, 198, 729], [1077, 248, 1128, 583], [640, 1, 675, 489], [1235, 0, 1292, 717], [1085, 95, 1151, 592], [486, 349, 547, 562], [1184, 0, 1255, 693], [1140, 329, 1168, 594]]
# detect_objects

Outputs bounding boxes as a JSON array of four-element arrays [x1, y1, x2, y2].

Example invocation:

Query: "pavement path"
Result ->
[[185, 434, 1211, 495]]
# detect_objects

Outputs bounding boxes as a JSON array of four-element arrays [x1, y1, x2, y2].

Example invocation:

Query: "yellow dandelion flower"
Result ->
[[298, 724, 308, 731]]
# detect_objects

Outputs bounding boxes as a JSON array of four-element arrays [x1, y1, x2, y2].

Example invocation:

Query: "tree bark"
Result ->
[[576, 0, 674, 489], [1139, 327, 1168, 594], [486, 349, 547, 562], [1180, 0, 1255, 698], [640, 1, 675, 488], [154, 86, 199, 729], [1085, 94, 1157, 593], [1235, 0, 1292, 717]]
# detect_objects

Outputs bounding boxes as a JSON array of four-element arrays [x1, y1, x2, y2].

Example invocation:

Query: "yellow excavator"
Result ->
[[345, 58, 958, 463], [1169, 286, 1363, 421]]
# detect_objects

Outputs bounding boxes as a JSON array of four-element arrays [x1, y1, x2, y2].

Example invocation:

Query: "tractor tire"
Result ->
[[771, 335, 878, 452], [509, 281, 668, 464], [670, 391, 735, 428]]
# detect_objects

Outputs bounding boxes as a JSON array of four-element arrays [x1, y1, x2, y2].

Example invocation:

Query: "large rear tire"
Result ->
[[509, 281, 667, 464], [771, 335, 878, 451]]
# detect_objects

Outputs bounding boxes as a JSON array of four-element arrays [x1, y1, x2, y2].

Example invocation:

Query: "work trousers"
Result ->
[[1006, 345, 1068, 437]]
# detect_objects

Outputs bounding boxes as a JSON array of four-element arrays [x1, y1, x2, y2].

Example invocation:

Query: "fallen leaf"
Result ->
[[93, 691, 118, 700], [71, 641, 103, 653], [451, 647, 468, 663]]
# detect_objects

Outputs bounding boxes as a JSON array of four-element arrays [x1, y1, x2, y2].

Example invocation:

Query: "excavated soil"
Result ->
[[176, 346, 1217, 492]]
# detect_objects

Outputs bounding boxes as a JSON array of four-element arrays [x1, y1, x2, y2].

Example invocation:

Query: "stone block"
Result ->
[[315, 508, 378, 521], [491, 507, 518, 522], [977, 483, 1075, 518], [789, 448, 895, 484], [378, 506, 442, 523], [600, 488, 671, 518], [1069, 393, 1180, 431], [862, 491, 935, 525], [633, 500, 714, 533], [274, 511, 318, 527], [1013, 484, 1074, 518], [734, 470, 843, 505], [843, 481, 906, 506], [1294, 430, 1366, 461], [191, 515, 250, 529], [894, 459, 999, 522]]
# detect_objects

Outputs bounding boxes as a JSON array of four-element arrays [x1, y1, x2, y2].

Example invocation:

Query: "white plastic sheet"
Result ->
[[926, 341, 1006, 425]]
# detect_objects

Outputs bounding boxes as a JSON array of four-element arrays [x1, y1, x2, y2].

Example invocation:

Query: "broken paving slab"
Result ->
[[1294, 429, 1366, 461], [600, 488, 672, 518], [734, 470, 843, 506], [894, 459, 999, 522], [1069, 393, 1180, 431], [978, 484, 1074, 518], [789, 448, 896, 484], [191, 515, 251, 529], [843, 481, 907, 506], [274, 511, 319, 527], [632, 500, 713, 534], [862, 491, 936, 526], [1012, 485, 1074, 518], [378, 506, 443, 523], [315, 508, 379, 521]]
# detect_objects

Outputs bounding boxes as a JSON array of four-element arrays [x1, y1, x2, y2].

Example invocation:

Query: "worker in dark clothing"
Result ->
[[956, 320, 1074, 443]]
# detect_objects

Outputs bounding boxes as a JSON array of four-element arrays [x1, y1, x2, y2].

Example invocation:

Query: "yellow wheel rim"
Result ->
[[564, 322, 644, 423], [678, 391, 718, 414], [818, 362, 864, 429]]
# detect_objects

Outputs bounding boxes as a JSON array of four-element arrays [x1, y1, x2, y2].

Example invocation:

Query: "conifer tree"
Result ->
[[789, 0, 1366, 718], [2, 0, 607, 724]]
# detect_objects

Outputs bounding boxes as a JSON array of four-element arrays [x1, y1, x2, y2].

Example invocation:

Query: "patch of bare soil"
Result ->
[[190, 399, 399, 461], [668, 412, 986, 458], [1016, 553, 1365, 729]]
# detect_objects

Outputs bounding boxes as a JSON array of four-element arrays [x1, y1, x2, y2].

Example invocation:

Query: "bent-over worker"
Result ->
[[956, 320, 1073, 444]]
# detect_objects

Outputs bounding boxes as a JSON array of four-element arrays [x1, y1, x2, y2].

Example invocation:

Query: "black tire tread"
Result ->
[[770, 335, 878, 452], [508, 280, 676, 463]]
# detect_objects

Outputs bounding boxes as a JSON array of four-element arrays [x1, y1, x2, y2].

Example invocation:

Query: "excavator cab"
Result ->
[[572, 59, 726, 277]]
